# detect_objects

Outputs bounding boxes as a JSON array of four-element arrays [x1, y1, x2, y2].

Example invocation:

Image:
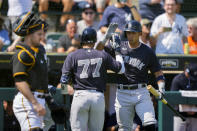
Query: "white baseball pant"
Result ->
[[70, 90, 105, 131], [13, 92, 45, 131], [174, 116, 197, 131], [115, 88, 157, 131]]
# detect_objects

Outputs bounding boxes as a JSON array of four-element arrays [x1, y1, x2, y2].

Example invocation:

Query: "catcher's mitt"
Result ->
[[45, 94, 68, 124]]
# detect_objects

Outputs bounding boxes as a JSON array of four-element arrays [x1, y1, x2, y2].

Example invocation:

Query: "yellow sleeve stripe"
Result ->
[[13, 72, 28, 77], [29, 24, 40, 29], [30, 47, 39, 53], [18, 50, 34, 66], [14, 12, 31, 32], [16, 45, 36, 69], [42, 24, 44, 30]]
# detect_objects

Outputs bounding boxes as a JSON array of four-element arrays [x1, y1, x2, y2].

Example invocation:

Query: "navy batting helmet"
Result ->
[[124, 20, 142, 33], [13, 12, 48, 36], [124, 20, 142, 38], [81, 27, 97, 45]]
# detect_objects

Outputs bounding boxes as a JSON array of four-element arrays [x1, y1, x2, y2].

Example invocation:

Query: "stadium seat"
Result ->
[[46, 32, 64, 46]]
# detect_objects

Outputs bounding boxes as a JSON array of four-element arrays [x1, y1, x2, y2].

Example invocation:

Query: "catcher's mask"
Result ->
[[124, 20, 142, 38], [81, 27, 97, 46], [13, 12, 48, 36]]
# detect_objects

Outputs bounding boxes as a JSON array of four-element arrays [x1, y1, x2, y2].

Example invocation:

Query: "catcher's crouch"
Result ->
[[12, 12, 66, 131]]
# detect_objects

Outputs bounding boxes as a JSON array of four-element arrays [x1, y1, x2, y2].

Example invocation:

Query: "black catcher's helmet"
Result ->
[[13, 12, 48, 36], [81, 27, 97, 45]]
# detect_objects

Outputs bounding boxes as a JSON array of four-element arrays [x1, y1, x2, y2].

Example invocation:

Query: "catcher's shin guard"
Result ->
[[144, 124, 156, 131]]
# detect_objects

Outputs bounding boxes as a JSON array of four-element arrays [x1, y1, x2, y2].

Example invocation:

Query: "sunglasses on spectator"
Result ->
[[145, 23, 152, 28], [84, 11, 94, 15]]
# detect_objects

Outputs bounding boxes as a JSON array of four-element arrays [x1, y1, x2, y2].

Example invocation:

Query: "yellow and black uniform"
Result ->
[[12, 43, 48, 92], [12, 43, 49, 130]]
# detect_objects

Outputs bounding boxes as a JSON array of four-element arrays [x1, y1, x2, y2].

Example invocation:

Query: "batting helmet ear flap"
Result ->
[[124, 31, 128, 39]]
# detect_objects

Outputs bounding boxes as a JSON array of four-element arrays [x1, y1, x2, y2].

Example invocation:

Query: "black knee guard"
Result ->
[[30, 128, 43, 131], [143, 124, 156, 131]]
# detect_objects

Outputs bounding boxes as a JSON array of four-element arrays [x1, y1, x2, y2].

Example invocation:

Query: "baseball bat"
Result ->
[[147, 85, 186, 121]]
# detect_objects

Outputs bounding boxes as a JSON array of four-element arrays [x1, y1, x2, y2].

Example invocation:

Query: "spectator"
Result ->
[[40, 30, 57, 52], [7, 0, 33, 52], [0, 17, 11, 51], [150, 0, 188, 54], [57, 0, 107, 25], [57, 19, 80, 53], [186, 17, 197, 54], [98, 0, 141, 34], [171, 63, 197, 131], [56, 0, 91, 26], [140, 18, 152, 48], [139, 0, 165, 22], [77, 3, 98, 35], [38, 0, 73, 26], [176, 0, 183, 13], [7, 0, 32, 39], [95, 0, 107, 20]]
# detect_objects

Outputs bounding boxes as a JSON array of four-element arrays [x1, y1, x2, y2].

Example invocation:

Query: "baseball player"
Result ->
[[11, 12, 51, 131], [60, 27, 125, 131], [98, 20, 165, 131]]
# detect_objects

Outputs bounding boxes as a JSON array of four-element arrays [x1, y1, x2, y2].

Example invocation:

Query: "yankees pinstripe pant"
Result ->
[[115, 88, 157, 131]]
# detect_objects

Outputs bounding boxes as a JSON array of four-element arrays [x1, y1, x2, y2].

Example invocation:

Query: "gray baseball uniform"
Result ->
[[61, 48, 122, 131], [105, 41, 161, 130]]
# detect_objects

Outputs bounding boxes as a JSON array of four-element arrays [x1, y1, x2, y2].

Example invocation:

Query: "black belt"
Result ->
[[32, 92, 46, 99], [118, 83, 147, 90], [75, 89, 104, 93]]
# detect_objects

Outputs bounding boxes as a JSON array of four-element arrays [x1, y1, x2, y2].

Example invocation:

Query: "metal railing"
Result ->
[[158, 91, 197, 131]]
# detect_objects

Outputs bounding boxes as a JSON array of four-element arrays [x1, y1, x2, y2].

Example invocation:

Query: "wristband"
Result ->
[[130, 5, 137, 10], [156, 75, 165, 82]]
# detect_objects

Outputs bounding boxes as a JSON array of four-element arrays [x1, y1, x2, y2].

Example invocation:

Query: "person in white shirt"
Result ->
[[150, 0, 188, 54], [7, 0, 33, 52], [77, 3, 98, 35]]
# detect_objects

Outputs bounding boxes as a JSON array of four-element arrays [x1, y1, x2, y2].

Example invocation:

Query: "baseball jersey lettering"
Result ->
[[78, 58, 102, 79], [128, 57, 145, 70], [61, 48, 122, 91], [105, 41, 161, 84]]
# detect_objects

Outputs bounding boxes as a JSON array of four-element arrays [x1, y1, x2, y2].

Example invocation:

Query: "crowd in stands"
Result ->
[[0, 0, 196, 55], [0, 0, 197, 131]]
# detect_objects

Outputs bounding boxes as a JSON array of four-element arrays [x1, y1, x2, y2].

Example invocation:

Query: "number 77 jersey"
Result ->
[[61, 48, 122, 91]]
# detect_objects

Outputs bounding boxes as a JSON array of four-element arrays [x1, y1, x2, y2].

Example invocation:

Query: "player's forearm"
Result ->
[[130, 6, 141, 22], [15, 81, 38, 104], [154, 70, 165, 92]]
